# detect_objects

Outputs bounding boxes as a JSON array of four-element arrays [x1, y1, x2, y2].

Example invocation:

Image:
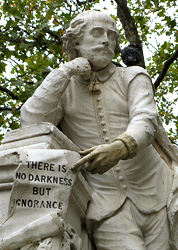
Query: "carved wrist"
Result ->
[[113, 133, 137, 159], [60, 65, 73, 78]]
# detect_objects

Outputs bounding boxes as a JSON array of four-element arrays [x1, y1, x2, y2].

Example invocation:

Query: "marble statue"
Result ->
[[19, 10, 175, 250]]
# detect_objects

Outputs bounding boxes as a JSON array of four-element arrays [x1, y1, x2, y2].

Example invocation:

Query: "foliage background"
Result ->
[[0, 0, 178, 143]]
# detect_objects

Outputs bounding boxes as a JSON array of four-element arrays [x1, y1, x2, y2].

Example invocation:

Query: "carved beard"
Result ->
[[78, 45, 114, 71]]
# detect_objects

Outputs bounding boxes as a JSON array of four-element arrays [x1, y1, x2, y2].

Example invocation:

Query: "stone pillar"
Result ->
[[0, 123, 93, 250]]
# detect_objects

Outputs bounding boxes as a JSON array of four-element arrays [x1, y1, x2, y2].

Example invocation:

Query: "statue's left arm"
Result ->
[[122, 72, 157, 152], [73, 70, 158, 174]]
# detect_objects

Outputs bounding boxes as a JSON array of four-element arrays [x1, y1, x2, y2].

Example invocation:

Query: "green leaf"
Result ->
[[13, 80, 24, 86]]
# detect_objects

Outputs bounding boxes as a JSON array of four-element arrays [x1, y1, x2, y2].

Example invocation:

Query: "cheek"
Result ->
[[82, 36, 97, 45], [109, 41, 116, 49]]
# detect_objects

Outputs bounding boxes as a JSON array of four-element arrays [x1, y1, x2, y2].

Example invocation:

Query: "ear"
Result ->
[[73, 41, 80, 49], [73, 41, 81, 57]]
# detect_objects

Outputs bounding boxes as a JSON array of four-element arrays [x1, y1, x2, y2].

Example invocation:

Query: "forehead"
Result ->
[[84, 13, 116, 29]]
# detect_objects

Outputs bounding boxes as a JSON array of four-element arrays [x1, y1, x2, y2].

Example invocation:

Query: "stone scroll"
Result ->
[[0, 149, 80, 250]]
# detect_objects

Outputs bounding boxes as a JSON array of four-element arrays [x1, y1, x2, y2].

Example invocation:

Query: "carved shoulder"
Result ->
[[116, 66, 154, 91]]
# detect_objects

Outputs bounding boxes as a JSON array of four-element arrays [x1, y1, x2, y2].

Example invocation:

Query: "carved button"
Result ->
[[122, 185, 127, 190], [119, 176, 124, 181], [115, 167, 120, 172], [97, 97, 101, 102], [103, 129, 107, 133], [105, 137, 109, 142], [101, 121, 106, 126], [98, 106, 103, 110], [99, 113, 104, 118]]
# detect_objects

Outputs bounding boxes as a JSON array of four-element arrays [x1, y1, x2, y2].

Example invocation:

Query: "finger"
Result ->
[[97, 161, 117, 174], [85, 160, 98, 174], [87, 159, 112, 174], [84, 161, 92, 170], [89, 162, 105, 174], [71, 163, 81, 171], [72, 151, 97, 170], [79, 146, 98, 155], [71, 164, 82, 172], [91, 167, 100, 174], [91, 165, 109, 175], [98, 167, 109, 175], [85, 157, 101, 173]]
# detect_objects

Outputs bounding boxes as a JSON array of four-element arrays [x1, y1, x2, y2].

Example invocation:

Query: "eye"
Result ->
[[91, 28, 103, 38], [93, 30, 100, 37], [108, 30, 116, 40]]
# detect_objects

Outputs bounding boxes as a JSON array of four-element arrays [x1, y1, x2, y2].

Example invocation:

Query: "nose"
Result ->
[[101, 33, 109, 45]]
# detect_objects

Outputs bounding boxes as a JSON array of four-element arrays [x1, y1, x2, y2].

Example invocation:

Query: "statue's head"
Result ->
[[63, 10, 121, 70]]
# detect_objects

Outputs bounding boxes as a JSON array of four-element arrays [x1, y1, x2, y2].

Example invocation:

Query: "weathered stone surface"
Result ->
[[1, 9, 178, 250], [0, 122, 79, 152], [0, 149, 80, 249], [0, 123, 92, 250]]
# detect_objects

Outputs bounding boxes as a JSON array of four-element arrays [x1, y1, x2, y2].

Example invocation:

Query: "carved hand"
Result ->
[[72, 141, 128, 174], [65, 57, 92, 79]]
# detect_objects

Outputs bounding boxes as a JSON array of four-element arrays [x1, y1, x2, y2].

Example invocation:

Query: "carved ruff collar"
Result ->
[[74, 63, 116, 93]]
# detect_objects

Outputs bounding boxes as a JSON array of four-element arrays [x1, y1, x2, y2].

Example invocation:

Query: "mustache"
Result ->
[[91, 45, 114, 54]]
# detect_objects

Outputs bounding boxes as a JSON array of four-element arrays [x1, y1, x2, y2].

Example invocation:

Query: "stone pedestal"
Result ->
[[0, 123, 93, 250]]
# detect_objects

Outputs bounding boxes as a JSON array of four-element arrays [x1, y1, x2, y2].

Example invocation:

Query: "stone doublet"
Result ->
[[92, 87, 111, 145]]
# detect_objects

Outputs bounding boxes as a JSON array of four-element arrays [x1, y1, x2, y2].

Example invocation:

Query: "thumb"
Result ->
[[79, 146, 98, 156]]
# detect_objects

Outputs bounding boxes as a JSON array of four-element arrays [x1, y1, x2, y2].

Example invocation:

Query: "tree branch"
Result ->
[[9, 57, 26, 75], [115, 0, 145, 67], [0, 106, 13, 111], [0, 104, 22, 112], [43, 28, 62, 45], [154, 48, 178, 89], [0, 86, 19, 100], [76, 0, 95, 5]]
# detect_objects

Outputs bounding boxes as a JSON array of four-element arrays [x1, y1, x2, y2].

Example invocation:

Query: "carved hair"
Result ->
[[62, 10, 121, 60]]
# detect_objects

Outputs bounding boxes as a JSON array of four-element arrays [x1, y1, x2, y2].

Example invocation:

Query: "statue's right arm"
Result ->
[[21, 58, 91, 127]]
